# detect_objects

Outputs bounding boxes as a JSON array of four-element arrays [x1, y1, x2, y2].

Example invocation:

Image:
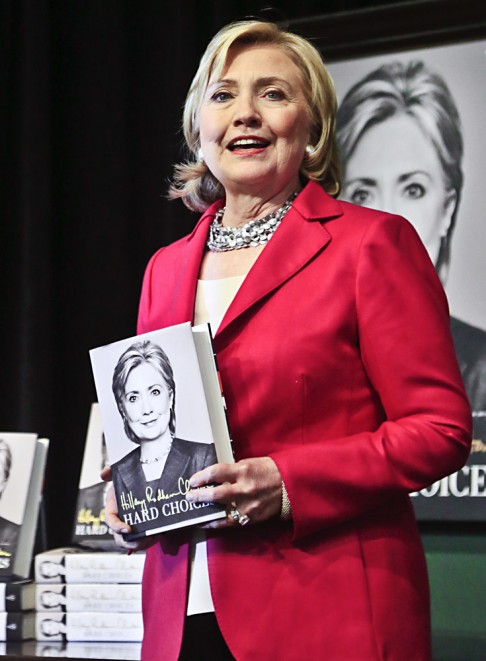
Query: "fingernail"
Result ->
[[121, 528, 129, 534]]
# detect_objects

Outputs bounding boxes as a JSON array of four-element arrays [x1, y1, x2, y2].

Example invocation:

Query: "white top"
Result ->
[[186, 275, 245, 616]]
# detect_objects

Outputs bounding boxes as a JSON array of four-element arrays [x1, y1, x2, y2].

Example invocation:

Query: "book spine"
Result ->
[[35, 552, 145, 584], [36, 583, 142, 612], [36, 612, 143, 642]]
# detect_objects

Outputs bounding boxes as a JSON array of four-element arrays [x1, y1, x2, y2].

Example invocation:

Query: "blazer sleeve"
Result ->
[[269, 214, 472, 541]]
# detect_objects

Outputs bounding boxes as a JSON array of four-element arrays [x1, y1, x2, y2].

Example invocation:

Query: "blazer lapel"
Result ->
[[121, 450, 146, 495], [216, 183, 343, 337], [158, 439, 191, 493], [163, 212, 216, 326]]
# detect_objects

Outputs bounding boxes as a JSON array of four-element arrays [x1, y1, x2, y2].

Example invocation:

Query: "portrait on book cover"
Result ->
[[327, 39, 486, 518], [73, 404, 115, 548], [90, 324, 221, 536], [0, 439, 21, 557]]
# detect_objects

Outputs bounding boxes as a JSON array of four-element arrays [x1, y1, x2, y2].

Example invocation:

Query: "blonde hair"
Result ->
[[169, 20, 341, 211]]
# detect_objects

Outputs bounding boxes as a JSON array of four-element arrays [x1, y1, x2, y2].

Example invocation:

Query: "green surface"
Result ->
[[421, 527, 486, 661]]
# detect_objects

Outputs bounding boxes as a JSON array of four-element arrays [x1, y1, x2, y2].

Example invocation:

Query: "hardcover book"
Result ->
[[89, 322, 233, 540], [0, 611, 35, 641], [35, 611, 143, 642], [72, 403, 116, 549], [0, 433, 49, 579], [0, 580, 35, 612], [35, 548, 145, 584], [36, 582, 141, 613]]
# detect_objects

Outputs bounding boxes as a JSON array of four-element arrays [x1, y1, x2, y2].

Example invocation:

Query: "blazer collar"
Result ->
[[174, 182, 343, 336]]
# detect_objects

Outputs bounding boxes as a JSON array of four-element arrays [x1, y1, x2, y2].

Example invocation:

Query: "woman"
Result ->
[[105, 21, 471, 660], [336, 60, 486, 469], [111, 340, 217, 537]]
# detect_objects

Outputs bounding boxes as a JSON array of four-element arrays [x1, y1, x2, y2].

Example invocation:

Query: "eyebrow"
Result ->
[[209, 76, 293, 89], [345, 171, 431, 186], [125, 383, 160, 395]]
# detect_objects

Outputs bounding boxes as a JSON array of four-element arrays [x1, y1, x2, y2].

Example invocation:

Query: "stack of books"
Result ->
[[34, 546, 145, 647]]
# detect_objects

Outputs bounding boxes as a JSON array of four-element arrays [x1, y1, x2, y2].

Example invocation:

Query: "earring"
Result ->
[[305, 145, 315, 159], [197, 147, 204, 162]]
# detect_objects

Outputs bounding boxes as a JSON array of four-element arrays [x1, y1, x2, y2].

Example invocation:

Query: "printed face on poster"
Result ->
[[327, 39, 486, 332]]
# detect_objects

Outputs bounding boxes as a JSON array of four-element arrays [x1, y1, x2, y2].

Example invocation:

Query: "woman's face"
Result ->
[[123, 362, 173, 443], [198, 44, 310, 199], [341, 113, 456, 265]]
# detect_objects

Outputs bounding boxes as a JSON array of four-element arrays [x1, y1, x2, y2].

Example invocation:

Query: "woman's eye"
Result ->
[[127, 394, 138, 403], [350, 188, 372, 205], [151, 388, 161, 396], [265, 89, 285, 101], [211, 91, 232, 103], [404, 183, 426, 200]]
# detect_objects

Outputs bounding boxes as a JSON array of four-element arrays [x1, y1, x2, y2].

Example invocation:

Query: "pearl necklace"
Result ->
[[139, 442, 172, 465], [207, 193, 297, 252]]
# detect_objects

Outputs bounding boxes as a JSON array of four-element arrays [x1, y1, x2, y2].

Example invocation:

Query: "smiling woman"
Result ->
[[101, 20, 472, 661]]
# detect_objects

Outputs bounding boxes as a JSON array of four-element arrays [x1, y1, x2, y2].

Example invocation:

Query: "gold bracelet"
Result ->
[[280, 481, 292, 520]]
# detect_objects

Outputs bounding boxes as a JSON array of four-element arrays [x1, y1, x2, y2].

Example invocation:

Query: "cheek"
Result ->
[[124, 403, 139, 422]]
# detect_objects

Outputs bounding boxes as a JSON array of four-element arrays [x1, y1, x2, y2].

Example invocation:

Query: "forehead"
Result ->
[[126, 361, 162, 386], [346, 114, 443, 178], [213, 43, 304, 86]]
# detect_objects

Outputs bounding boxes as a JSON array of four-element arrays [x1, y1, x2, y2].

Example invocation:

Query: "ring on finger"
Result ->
[[229, 508, 251, 526], [238, 513, 250, 526], [229, 508, 241, 523]]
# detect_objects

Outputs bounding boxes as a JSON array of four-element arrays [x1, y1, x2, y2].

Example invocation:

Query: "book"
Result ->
[[34, 641, 142, 659], [89, 322, 233, 540], [0, 611, 35, 641], [0, 433, 49, 579], [35, 548, 145, 584], [72, 403, 116, 550], [36, 582, 141, 612], [0, 580, 35, 612], [35, 611, 143, 642]]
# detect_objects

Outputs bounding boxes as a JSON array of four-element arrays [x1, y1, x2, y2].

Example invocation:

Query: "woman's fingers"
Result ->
[[188, 457, 282, 527], [100, 464, 112, 483]]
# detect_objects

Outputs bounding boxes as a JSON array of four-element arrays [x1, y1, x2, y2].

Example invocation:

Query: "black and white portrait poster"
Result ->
[[327, 39, 486, 519], [90, 322, 224, 539]]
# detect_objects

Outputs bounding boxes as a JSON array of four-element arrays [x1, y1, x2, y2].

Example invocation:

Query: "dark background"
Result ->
[[0, 0, 481, 551]]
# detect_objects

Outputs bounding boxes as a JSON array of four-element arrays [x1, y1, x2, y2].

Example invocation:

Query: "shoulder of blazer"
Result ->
[[111, 447, 140, 473]]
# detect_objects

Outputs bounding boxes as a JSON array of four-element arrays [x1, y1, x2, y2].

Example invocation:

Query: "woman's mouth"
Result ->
[[142, 418, 158, 427], [227, 137, 270, 153]]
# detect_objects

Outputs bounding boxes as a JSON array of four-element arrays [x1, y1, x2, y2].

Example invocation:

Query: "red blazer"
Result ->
[[137, 182, 471, 661]]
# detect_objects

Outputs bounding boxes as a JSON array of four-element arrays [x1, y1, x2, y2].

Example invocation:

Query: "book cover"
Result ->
[[72, 403, 116, 550], [35, 548, 145, 584], [89, 322, 233, 540], [36, 583, 141, 613], [35, 611, 143, 642], [0, 580, 35, 612], [0, 611, 35, 641], [0, 434, 49, 579]]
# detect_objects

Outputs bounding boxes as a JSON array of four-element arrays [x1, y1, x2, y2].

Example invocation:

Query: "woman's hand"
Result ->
[[186, 457, 282, 529], [100, 466, 158, 553]]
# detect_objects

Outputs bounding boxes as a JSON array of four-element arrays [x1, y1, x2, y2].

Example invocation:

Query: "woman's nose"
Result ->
[[233, 94, 261, 126], [141, 396, 153, 414]]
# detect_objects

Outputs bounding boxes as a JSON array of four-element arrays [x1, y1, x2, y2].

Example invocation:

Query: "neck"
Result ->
[[222, 180, 300, 227], [139, 433, 173, 463]]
